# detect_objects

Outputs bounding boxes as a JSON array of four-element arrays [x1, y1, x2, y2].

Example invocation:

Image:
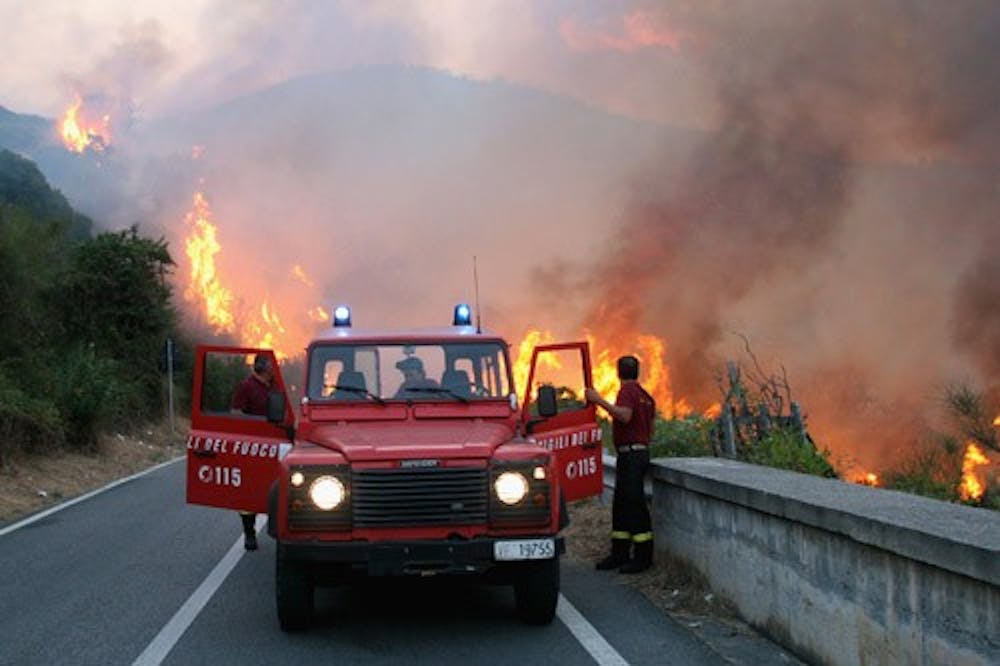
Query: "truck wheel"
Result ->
[[514, 557, 560, 625], [276, 547, 313, 631]]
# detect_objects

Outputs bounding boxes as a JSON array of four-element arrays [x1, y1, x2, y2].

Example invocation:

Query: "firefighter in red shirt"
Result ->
[[230, 353, 275, 550], [585, 355, 656, 573]]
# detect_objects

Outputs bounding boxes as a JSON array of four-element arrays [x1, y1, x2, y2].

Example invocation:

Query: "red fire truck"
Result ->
[[186, 305, 603, 630]]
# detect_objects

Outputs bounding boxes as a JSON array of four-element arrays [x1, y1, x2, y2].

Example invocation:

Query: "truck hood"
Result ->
[[304, 421, 514, 461]]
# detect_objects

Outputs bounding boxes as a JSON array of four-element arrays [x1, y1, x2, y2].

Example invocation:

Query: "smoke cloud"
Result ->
[[570, 1, 1000, 470]]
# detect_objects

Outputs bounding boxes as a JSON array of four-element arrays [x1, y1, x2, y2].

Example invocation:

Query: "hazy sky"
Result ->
[[0, 0, 705, 126]]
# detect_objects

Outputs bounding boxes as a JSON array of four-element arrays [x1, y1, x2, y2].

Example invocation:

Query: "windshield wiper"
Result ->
[[331, 384, 386, 405], [403, 387, 469, 403]]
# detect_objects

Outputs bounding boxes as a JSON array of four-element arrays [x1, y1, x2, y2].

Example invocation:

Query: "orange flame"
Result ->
[[291, 264, 315, 287], [59, 95, 111, 153], [308, 305, 330, 323], [586, 332, 694, 419], [514, 328, 712, 419], [994, 415, 1000, 427], [513, 329, 557, 398], [852, 472, 881, 487], [241, 302, 289, 356], [181, 191, 331, 359], [184, 192, 235, 333], [958, 443, 989, 501]]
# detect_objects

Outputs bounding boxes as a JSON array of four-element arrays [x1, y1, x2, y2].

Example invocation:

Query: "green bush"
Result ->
[[746, 428, 837, 477], [650, 415, 714, 457], [201, 354, 250, 413], [601, 414, 714, 458], [51, 346, 127, 451], [882, 436, 959, 501], [0, 371, 64, 463]]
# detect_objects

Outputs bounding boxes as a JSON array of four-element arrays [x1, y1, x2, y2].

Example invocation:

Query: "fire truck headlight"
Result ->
[[309, 476, 346, 510], [494, 471, 529, 505]]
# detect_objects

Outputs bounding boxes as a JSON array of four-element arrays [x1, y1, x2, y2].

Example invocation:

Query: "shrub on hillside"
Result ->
[[0, 371, 63, 465], [51, 346, 125, 451]]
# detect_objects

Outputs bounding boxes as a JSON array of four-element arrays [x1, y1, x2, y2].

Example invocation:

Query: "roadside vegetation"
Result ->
[[601, 360, 996, 510], [0, 150, 180, 467], [881, 385, 999, 510]]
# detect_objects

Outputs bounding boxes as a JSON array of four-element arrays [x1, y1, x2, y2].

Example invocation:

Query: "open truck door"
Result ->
[[186, 346, 294, 513], [520, 342, 603, 502]]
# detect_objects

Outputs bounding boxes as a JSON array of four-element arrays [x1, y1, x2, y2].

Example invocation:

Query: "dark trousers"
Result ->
[[611, 449, 651, 540]]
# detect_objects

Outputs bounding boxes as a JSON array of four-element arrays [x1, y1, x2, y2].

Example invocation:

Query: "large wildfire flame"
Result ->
[[181, 191, 326, 359], [512, 328, 717, 419], [184, 193, 235, 333], [59, 95, 111, 153]]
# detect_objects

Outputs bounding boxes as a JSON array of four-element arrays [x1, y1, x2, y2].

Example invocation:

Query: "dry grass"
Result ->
[[0, 419, 187, 525]]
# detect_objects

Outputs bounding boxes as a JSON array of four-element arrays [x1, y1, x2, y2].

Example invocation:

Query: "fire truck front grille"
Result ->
[[352, 467, 488, 527]]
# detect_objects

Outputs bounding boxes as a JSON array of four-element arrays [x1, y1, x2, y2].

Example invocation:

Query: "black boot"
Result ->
[[595, 539, 631, 570], [619, 540, 653, 574], [241, 513, 258, 551]]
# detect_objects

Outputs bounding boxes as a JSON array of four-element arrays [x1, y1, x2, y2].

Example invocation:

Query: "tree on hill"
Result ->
[[0, 152, 177, 457], [0, 149, 91, 239]]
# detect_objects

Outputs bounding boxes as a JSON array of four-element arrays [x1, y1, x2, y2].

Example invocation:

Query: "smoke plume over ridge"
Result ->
[[572, 1, 1000, 470]]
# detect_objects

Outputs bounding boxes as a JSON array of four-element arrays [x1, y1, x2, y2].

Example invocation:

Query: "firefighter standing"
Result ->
[[230, 353, 275, 551], [585, 355, 656, 574]]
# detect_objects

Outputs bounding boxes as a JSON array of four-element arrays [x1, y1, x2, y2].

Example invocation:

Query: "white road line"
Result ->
[[558, 593, 630, 665], [0, 456, 185, 538], [133, 515, 265, 666]]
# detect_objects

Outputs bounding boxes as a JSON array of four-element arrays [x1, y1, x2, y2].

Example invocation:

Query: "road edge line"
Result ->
[[0, 455, 185, 538], [133, 516, 265, 665], [557, 593, 630, 665]]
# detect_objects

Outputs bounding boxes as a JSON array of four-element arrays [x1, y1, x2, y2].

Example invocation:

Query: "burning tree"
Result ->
[[877, 384, 998, 509], [944, 385, 998, 505], [711, 338, 836, 478]]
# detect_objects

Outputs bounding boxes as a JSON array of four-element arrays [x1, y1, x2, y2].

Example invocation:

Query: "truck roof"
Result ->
[[310, 325, 508, 346]]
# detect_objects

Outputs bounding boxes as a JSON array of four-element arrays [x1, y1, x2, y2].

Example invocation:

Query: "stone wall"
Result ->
[[646, 458, 999, 666]]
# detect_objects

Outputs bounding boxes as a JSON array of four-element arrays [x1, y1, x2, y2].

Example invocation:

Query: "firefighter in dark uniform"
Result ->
[[585, 355, 656, 573], [230, 353, 275, 551]]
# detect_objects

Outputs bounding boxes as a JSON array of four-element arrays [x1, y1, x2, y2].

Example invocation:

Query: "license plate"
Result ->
[[494, 539, 555, 561]]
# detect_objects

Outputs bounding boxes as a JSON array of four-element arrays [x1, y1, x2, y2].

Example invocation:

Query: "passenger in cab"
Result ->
[[393, 356, 439, 399]]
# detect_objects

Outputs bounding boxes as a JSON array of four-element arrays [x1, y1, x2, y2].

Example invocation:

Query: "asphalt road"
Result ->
[[0, 459, 743, 666]]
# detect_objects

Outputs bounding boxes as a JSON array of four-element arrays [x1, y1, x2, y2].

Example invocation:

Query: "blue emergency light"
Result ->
[[453, 303, 473, 326], [333, 305, 352, 328]]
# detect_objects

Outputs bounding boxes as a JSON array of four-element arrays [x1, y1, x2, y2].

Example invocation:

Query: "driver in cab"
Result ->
[[394, 356, 439, 399]]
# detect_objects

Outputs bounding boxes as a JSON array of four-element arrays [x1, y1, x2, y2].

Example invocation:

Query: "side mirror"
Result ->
[[266, 391, 286, 424], [537, 385, 558, 418]]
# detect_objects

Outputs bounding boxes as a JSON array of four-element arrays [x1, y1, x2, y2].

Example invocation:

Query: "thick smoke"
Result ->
[[573, 1, 1000, 470]]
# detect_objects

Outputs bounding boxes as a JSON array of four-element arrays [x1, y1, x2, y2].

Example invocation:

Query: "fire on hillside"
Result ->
[[181, 191, 327, 360], [58, 94, 111, 153], [176, 194, 996, 503]]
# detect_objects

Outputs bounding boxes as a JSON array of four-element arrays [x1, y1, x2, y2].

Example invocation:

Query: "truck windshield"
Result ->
[[307, 342, 511, 402]]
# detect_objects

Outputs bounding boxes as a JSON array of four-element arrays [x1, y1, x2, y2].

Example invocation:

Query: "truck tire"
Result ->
[[276, 546, 313, 631], [514, 557, 560, 625]]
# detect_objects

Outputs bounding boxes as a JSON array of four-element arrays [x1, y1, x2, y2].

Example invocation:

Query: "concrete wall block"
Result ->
[[651, 459, 999, 666]]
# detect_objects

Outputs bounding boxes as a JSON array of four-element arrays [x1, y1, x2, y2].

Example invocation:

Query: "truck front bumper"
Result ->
[[278, 535, 565, 578]]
